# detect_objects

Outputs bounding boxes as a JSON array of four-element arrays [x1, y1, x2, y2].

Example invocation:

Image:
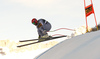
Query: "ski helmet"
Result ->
[[31, 18, 37, 25]]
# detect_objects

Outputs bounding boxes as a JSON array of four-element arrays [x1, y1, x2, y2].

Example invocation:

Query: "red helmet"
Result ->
[[31, 18, 37, 25]]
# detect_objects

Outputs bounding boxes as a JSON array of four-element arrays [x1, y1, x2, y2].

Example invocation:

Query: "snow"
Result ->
[[35, 30, 100, 59], [0, 39, 60, 59], [0, 30, 100, 59], [0, 48, 49, 59]]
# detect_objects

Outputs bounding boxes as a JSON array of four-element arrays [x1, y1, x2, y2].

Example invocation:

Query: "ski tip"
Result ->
[[17, 45, 26, 47], [17, 45, 21, 47], [19, 40, 24, 42], [19, 40, 29, 42]]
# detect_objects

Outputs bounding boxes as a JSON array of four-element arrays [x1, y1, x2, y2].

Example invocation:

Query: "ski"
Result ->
[[19, 39, 38, 42], [17, 35, 67, 47], [19, 35, 67, 42]]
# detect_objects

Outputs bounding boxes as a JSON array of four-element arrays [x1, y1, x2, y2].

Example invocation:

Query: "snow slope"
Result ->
[[35, 30, 100, 59], [0, 38, 66, 59]]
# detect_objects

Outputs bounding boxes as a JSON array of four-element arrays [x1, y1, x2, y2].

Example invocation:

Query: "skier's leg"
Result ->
[[41, 22, 52, 38]]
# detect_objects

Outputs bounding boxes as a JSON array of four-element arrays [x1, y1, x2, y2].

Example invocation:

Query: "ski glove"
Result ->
[[42, 30, 47, 34]]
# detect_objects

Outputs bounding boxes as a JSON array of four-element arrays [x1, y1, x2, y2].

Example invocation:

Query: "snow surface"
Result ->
[[35, 30, 100, 59], [0, 30, 100, 59], [0, 48, 49, 59], [0, 38, 66, 59]]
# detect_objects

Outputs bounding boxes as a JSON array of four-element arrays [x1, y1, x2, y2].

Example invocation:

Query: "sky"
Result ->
[[0, 0, 100, 40]]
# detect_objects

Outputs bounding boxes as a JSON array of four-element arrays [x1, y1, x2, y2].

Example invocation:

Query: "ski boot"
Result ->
[[38, 34, 51, 42]]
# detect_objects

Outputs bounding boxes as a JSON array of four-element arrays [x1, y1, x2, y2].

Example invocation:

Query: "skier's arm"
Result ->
[[37, 19, 47, 33], [37, 23, 44, 32]]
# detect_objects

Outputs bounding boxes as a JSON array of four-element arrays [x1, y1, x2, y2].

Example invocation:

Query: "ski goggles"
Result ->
[[32, 22, 35, 25]]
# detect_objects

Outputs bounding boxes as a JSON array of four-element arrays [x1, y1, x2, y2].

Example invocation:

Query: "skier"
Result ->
[[31, 18, 52, 41]]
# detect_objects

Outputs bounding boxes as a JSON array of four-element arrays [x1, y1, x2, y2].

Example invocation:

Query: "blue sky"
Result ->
[[0, 0, 100, 40]]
